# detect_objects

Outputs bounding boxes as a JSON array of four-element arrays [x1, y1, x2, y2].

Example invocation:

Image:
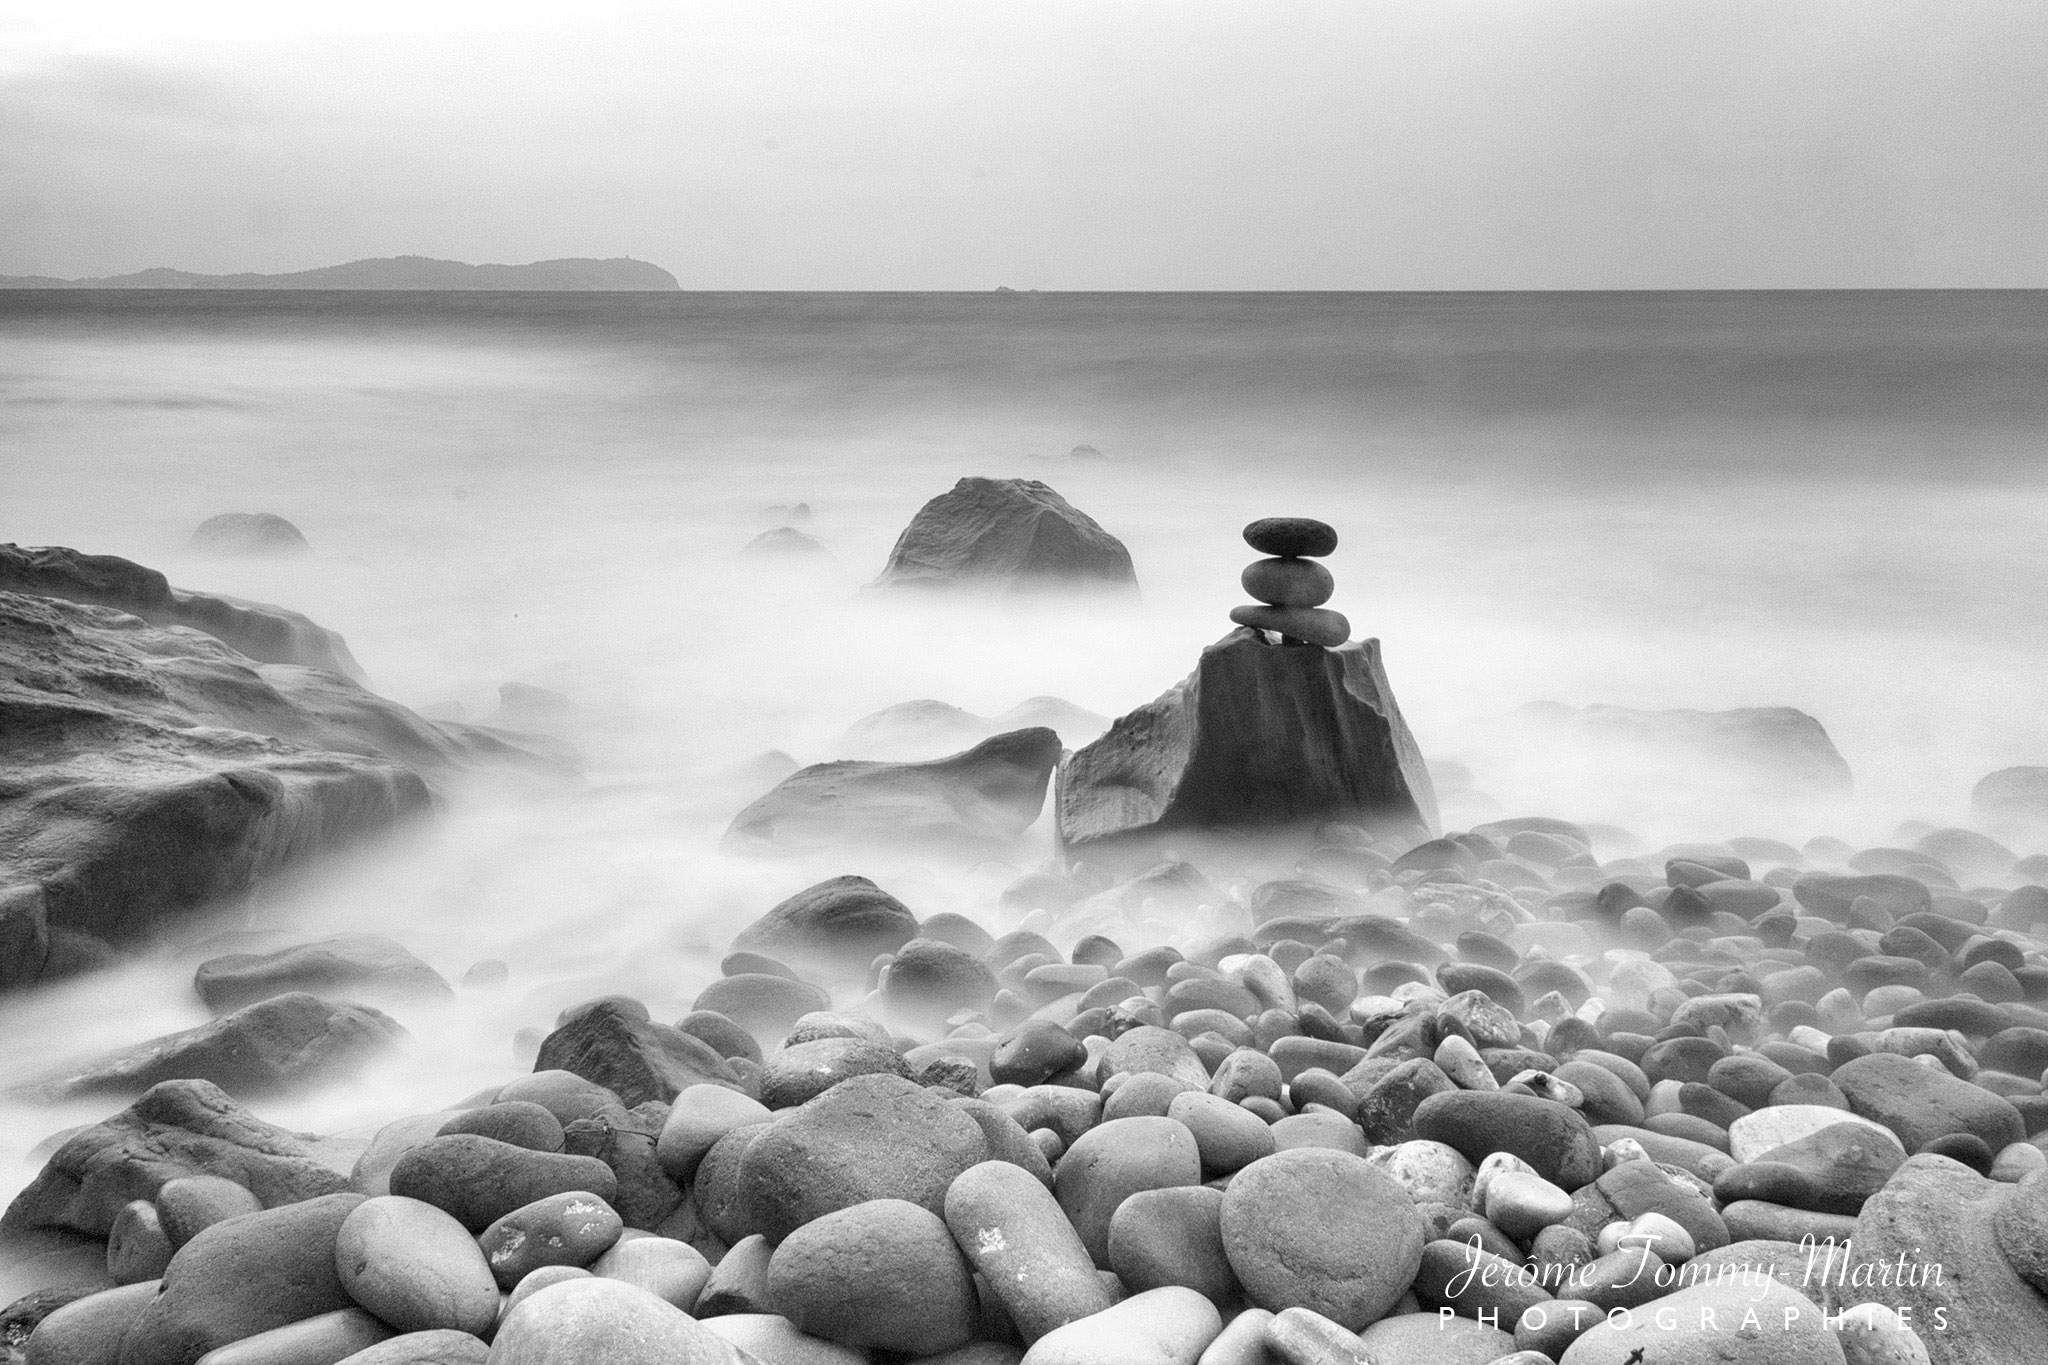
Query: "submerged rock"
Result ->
[[740, 527, 830, 559], [186, 513, 312, 557], [842, 696, 1108, 759], [193, 933, 453, 1013], [870, 478, 1137, 593], [1054, 628, 1436, 858], [725, 727, 1062, 854], [46, 991, 406, 1099]]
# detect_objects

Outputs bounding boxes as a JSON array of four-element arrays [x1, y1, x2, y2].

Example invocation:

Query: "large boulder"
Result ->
[[0, 543, 358, 679], [41, 992, 406, 1098], [1853, 1153, 2048, 1365], [532, 1002, 744, 1108], [724, 728, 1061, 855], [1055, 628, 1436, 858], [186, 513, 312, 557], [870, 477, 1136, 593], [1, 1079, 348, 1239], [0, 586, 528, 988], [728, 876, 920, 976]]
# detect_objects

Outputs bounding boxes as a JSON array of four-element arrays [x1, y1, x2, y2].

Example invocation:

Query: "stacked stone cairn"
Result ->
[[24, 828, 2048, 1361], [1228, 516, 1350, 648]]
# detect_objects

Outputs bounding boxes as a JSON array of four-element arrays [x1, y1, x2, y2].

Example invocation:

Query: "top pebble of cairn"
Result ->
[[1229, 517, 1351, 647], [1243, 517, 1338, 558]]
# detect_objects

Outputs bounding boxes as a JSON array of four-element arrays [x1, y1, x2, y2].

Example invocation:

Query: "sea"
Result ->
[[2, 288, 2046, 1266]]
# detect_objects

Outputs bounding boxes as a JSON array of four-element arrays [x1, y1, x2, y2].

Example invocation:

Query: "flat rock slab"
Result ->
[[194, 934, 453, 1013]]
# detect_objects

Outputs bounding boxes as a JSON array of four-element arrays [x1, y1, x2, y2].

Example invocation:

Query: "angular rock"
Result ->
[[1055, 628, 1436, 860], [0, 589, 472, 987], [532, 1001, 742, 1108], [1, 1079, 346, 1239], [870, 477, 1137, 594], [726, 729, 1062, 855], [0, 543, 359, 678]]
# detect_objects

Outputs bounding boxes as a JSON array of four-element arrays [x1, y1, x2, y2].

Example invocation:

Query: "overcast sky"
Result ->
[[3, 0, 2044, 288]]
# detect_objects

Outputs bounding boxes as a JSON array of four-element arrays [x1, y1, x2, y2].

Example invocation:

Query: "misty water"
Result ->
[[4, 289, 2048, 1248]]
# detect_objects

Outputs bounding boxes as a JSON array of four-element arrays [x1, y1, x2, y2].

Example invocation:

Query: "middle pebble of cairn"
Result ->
[[1227, 516, 1351, 647]]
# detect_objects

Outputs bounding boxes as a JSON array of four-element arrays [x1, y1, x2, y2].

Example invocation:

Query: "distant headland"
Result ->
[[0, 255, 681, 291]]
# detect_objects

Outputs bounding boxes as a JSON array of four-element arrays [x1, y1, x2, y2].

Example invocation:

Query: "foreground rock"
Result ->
[[2, 1079, 347, 1238], [870, 477, 1137, 593], [0, 584, 533, 989], [1055, 627, 1436, 859], [1852, 1154, 2048, 1365], [725, 728, 1062, 854]]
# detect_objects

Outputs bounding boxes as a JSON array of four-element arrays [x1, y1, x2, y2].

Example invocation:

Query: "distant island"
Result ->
[[0, 255, 681, 291]]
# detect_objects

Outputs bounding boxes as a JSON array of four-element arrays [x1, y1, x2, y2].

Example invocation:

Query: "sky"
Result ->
[[2, 0, 2045, 289]]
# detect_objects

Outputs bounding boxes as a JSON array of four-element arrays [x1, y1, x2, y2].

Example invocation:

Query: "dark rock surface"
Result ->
[[531, 1002, 744, 1108], [43, 992, 405, 1099], [0, 543, 361, 679], [1055, 627, 1436, 857], [870, 477, 1136, 593], [0, 584, 531, 989], [2, 1079, 347, 1239], [725, 728, 1061, 854]]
